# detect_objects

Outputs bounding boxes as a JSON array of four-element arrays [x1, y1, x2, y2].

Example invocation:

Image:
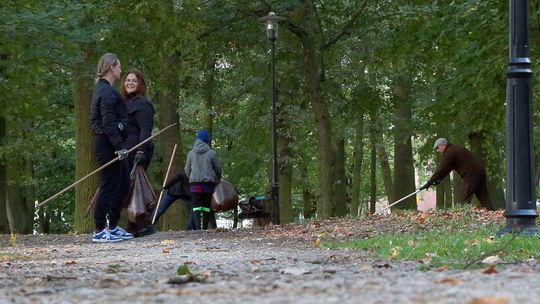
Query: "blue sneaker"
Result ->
[[92, 229, 123, 243], [108, 226, 134, 240]]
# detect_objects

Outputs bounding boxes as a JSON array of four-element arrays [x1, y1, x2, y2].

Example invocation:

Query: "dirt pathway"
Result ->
[[1, 215, 539, 303]]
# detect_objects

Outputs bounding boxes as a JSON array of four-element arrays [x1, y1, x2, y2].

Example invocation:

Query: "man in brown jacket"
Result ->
[[421, 138, 494, 210]]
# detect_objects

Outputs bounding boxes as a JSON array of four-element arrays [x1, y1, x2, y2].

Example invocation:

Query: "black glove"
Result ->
[[419, 182, 431, 190], [134, 151, 147, 165], [115, 148, 128, 160]]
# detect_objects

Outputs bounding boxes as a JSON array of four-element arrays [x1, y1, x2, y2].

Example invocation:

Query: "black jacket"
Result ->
[[125, 95, 155, 154], [164, 171, 191, 200], [91, 79, 128, 150]]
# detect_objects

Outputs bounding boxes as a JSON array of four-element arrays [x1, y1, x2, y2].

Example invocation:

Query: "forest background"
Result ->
[[1, 0, 539, 235]]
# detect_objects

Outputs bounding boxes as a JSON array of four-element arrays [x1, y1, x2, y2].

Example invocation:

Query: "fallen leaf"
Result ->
[[438, 277, 460, 285], [314, 238, 321, 248], [483, 265, 498, 274], [177, 264, 191, 276], [65, 260, 77, 265], [434, 264, 449, 272], [390, 247, 399, 258], [481, 256, 500, 264], [161, 240, 175, 245], [249, 259, 261, 265], [162, 248, 170, 253], [470, 296, 508, 304]]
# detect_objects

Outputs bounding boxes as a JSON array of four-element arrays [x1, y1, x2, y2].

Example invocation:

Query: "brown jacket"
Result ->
[[428, 143, 486, 184]]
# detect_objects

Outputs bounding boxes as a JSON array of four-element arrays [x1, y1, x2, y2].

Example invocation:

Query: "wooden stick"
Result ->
[[376, 189, 423, 215], [152, 144, 178, 224], [36, 123, 178, 207]]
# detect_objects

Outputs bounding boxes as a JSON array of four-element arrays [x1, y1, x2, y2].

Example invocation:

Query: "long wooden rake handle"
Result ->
[[36, 123, 177, 208], [151, 144, 178, 224]]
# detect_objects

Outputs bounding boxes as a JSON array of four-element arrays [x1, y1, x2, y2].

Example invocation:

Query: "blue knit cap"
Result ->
[[196, 129, 210, 144]]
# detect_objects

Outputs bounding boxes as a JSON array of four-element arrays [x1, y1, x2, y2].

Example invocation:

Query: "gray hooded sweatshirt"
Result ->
[[185, 139, 222, 183]]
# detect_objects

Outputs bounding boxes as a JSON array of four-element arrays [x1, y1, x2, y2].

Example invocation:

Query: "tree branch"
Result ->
[[323, 0, 369, 51]]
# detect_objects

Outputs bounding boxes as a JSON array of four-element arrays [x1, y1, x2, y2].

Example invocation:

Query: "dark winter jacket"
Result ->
[[90, 79, 128, 150], [125, 95, 155, 154], [185, 139, 222, 183], [428, 143, 486, 184], [163, 171, 191, 199]]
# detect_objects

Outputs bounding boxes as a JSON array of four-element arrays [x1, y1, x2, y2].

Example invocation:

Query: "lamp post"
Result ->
[[497, 0, 540, 236], [259, 12, 285, 225]]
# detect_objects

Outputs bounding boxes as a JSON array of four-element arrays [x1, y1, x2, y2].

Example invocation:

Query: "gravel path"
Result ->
[[1, 226, 539, 304]]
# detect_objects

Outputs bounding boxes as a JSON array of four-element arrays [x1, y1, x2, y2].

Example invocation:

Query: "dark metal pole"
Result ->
[[498, 0, 539, 236], [270, 37, 280, 225]]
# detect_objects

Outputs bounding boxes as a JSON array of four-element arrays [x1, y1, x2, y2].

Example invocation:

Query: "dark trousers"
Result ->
[[190, 192, 216, 230], [461, 174, 494, 210], [154, 190, 196, 230], [93, 134, 130, 231]]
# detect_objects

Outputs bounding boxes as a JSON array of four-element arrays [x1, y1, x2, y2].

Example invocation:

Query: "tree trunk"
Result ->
[[334, 137, 347, 217], [288, 1, 334, 219], [73, 47, 97, 233], [278, 133, 293, 224], [392, 84, 416, 209], [301, 162, 314, 220], [350, 111, 365, 217], [374, 117, 394, 203], [452, 171, 463, 207], [6, 176, 33, 234], [157, 52, 186, 231], [202, 54, 216, 134], [468, 132, 505, 209], [370, 118, 377, 214], [0, 115, 8, 233]]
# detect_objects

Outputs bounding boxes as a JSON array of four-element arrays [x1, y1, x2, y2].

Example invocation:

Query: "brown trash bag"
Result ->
[[211, 179, 239, 212], [127, 165, 158, 226]]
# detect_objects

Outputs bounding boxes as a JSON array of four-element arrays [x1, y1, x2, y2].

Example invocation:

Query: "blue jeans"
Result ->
[[155, 190, 196, 230]]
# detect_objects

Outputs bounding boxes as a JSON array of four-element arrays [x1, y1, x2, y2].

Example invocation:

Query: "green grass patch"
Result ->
[[326, 224, 540, 267], [0, 252, 22, 261]]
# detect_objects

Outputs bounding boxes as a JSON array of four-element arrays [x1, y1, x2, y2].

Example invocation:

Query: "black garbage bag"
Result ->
[[210, 179, 238, 212], [127, 165, 158, 226]]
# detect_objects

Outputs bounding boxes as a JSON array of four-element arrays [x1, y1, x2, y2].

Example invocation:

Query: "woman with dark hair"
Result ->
[[121, 69, 156, 236], [90, 53, 133, 242], [121, 69, 154, 171]]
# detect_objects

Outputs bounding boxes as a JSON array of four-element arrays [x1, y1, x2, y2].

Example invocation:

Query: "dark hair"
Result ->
[[121, 69, 148, 98]]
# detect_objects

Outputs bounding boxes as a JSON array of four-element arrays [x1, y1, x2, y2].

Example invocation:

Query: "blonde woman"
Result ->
[[90, 53, 133, 242]]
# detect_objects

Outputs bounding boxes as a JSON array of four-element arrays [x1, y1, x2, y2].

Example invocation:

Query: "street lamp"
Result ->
[[497, 0, 539, 236], [259, 12, 285, 225]]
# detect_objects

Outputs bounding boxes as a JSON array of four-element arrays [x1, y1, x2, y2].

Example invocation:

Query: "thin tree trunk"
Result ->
[[0, 115, 7, 233], [301, 162, 314, 219], [278, 133, 293, 223], [202, 54, 216, 134], [334, 137, 347, 217], [374, 117, 394, 203], [370, 117, 377, 214], [392, 84, 416, 209], [73, 45, 97, 233], [350, 111, 365, 217]]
